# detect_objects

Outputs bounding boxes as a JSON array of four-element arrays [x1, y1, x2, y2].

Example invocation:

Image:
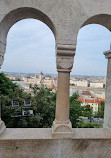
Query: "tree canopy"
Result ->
[[0, 73, 56, 127], [0, 73, 103, 128]]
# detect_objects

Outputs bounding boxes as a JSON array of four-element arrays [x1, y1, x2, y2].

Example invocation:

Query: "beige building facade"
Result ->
[[90, 82, 104, 88], [70, 80, 88, 87], [77, 81, 88, 87], [81, 101, 99, 113]]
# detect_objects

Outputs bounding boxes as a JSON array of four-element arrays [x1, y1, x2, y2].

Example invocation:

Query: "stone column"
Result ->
[[52, 44, 75, 138], [104, 48, 111, 128], [0, 41, 6, 135], [0, 42, 5, 69]]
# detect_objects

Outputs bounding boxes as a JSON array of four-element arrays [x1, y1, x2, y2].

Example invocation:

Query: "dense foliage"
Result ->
[[94, 101, 104, 118], [77, 121, 103, 128], [29, 85, 56, 127], [0, 73, 55, 127], [0, 73, 104, 128], [70, 92, 82, 127]]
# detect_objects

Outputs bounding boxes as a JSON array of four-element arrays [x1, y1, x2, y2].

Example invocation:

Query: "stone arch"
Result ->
[[0, 7, 56, 43], [75, 23, 109, 77], [76, 17, 111, 74], [0, 7, 56, 68], [0, 6, 75, 138], [82, 14, 111, 31], [78, 14, 111, 129]]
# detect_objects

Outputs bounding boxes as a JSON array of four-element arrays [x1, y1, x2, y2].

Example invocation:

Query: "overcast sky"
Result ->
[[1, 19, 111, 76]]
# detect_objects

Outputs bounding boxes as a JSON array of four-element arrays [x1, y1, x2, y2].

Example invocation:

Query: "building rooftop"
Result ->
[[78, 97, 105, 104]]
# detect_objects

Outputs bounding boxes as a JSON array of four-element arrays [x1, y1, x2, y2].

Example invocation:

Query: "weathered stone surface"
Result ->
[[52, 120, 73, 138], [1, 139, 111, 158], [0, 41, 5, 68], [52, 71, 73, 137], [0, 0, 111, 46], [104, 49, 111, 128], [2, 128, 111, 139], [52, 44, 75, 137], [56, 44, 75, 72], [0, 120, 6, 135], [0, 0, 111, 68], [1, 128, 111, 158]]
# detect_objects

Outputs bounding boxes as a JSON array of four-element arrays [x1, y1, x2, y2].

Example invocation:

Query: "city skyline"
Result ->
[[1, 19, 111, 76], [1, 71, 106, 77]]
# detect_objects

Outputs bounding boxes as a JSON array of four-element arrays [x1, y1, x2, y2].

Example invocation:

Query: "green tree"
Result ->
[[30, 85, 56, 127], [0, 73, 103, 128], [94, 101, 104, 118], [0, 73, 18, 96], [70, 92, 83, 127], [0, 73, 31, 127], [82, 105, 93, 122], [0, 73, 56, 128]]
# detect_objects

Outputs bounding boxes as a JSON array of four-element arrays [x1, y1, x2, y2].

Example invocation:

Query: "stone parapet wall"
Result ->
[[0, 128, 111, 158], [0, 138, 111, 158]]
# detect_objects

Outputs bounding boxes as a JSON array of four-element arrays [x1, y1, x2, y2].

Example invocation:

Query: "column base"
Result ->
[[52, 120, 73, 138], [0, 119, 6, 135]]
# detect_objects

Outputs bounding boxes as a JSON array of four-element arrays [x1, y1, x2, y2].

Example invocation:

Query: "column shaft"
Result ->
[[56, 71, 70, 122], [104, 58, 111, 128], [0, 42, 6, 133], [52, 44, 75, 138]]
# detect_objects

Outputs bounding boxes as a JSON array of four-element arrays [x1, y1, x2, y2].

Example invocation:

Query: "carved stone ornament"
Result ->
[[57, 56, 74, 71], [52, 120, 73, 138], [56, 44, 76, 72]]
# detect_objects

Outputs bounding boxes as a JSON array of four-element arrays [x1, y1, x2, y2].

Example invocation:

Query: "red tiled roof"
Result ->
[[77, 97, 105, 104]]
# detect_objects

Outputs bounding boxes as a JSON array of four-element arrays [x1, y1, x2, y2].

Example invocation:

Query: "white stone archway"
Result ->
[[2, 1, 111, 157], [80, 14, 111, 129], [1, 0, 111, 139], [0, 7, 75, 138]]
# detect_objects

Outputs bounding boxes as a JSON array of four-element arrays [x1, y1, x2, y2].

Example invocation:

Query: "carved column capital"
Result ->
[[56, 44, 76, 72]]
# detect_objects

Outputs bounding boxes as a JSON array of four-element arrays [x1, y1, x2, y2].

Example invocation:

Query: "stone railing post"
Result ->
[[104, 48, 111, 128], [52, 44, 75, 138], [0, 41, 6, 135]]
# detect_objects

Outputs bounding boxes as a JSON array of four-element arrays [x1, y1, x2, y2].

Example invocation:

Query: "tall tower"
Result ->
[[39, 71, 44, 80]]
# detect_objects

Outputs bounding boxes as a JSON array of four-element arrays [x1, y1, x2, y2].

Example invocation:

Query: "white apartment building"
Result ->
[[77, 81, 88, 87], [90, 82, 104, 88]]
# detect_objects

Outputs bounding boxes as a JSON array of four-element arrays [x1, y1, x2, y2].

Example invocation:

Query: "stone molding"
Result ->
[[52, 119, 73, 138], [0, 41, 6, 68], [56, 44, 76, 72]]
